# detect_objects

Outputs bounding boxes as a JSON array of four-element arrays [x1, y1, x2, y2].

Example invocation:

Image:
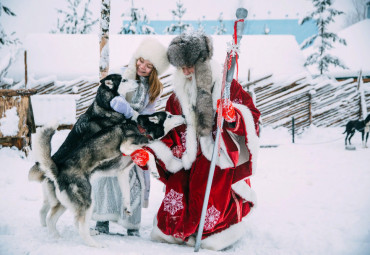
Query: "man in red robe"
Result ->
[[146, 33, 261, 251]]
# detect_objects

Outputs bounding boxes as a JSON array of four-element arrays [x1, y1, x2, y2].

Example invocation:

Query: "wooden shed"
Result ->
[[0, 89, 37, 152]]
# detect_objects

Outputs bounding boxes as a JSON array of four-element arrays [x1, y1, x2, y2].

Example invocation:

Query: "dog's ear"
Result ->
[[148, 116, 160, 124], [104, 79, 114, 90]]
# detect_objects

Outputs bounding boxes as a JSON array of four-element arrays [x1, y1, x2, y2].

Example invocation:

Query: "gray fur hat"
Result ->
[[168, 32, 215, 136], [167, 32, 213, 68]]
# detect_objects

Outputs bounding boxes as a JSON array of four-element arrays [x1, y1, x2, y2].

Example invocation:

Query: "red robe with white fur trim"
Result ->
[[147, 72, 260, 245]]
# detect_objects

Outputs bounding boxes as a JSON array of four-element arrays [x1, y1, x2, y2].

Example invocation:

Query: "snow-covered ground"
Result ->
[[0, 126, 369, 255]]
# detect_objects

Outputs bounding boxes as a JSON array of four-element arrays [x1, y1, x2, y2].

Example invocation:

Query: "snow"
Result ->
[[0, 126, 370, 254], [25, 34, 100, 81], [31, 95, 81, 126], [303, 19, 370, 77], [0, 107, 19, 136]]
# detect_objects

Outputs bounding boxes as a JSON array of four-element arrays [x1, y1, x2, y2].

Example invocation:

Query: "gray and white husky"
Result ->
[[32, 112, 184, 248]]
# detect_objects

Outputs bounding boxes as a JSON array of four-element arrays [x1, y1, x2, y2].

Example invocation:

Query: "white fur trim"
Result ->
[[123, 37, 169, 79], [231, 179, 257, 205], [233, 103, 260, 174], [181, 124, 197, 170], [150, 215, 183, 244], [199, 221, 247, 251], [199, 135, 234, 169], [147, 140, 183, 173]]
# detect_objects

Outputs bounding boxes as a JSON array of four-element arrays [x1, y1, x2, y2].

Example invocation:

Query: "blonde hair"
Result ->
[[136, 59, 163, 103]]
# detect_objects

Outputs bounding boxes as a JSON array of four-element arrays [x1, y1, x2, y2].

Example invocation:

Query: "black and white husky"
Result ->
[[32, 112, 184, 247]]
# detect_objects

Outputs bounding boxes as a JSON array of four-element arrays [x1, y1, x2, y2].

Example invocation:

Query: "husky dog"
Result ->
[[29, 74, 134, 182], [343, 114, 370, 148], [28, 73, 148, 228], [33, 112, 185, 248]]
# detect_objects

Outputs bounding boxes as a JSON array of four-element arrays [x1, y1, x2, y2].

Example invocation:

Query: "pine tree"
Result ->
[[119, 7, 155, 34], [213, 12, 227, 35], [51, 0, 99, 34], [0, 4, 21, 88], [197, 16, 206, 33], [300, 0, 347, 75], [165, 0, 192, 34]]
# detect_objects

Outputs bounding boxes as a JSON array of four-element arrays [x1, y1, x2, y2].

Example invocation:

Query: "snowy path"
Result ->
[[0, 127, 369, 255]]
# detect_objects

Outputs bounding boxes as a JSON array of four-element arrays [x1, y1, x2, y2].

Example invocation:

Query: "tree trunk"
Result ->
[[99, 0, 111, 79]]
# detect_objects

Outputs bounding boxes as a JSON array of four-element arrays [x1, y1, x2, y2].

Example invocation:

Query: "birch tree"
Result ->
[[100, 0, 110, 79]]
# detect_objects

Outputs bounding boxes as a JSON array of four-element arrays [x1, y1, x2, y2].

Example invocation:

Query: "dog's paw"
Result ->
[[151, 171, 160, 179], [89, 241, 106, 248], [124, 207, 132, 216], [50, 231, 61, 239], [90, 229, 100, 236]]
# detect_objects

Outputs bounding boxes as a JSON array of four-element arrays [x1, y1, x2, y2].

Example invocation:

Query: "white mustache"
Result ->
[[185, 73, 195, 80]]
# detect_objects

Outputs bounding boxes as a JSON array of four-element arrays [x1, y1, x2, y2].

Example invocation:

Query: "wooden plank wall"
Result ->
[[30, 74, 369, 135], [242, 75, 369, 133], [311, 79, 360, 127], [246, 75, 312, 133]]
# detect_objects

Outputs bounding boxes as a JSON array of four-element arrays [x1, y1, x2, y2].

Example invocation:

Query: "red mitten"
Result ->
[[217, 98, 236, 122], [130, 149, 149, 167]]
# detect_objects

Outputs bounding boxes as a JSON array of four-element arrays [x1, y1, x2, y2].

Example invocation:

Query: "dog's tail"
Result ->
[[32, 125, 59, 182]]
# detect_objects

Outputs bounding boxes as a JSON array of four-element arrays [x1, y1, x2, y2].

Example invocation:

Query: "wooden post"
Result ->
[[99, 0, 111, 79], [292, 116, 295, 143], [24, 50, 28, 88], [308, 93, 312, 125]]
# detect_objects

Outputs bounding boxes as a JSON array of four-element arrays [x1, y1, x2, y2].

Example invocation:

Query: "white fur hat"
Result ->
[[123, 37, 170, 80]]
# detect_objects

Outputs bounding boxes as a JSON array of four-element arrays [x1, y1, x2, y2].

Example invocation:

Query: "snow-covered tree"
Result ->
[[100, 0, 110, 79], [165, 0, 192, 34], [119, 7, 155, 34], [300, 0, 347, 75], [346, 0, 368, 27], [213, 12, 227, 35], [50, 0, 99, 34], [197, 16, 206, 33], [0, 4, 21, 88]]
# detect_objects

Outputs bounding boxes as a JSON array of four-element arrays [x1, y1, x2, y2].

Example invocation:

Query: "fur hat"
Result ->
[[168, 33, 215, 136], [123, 37, 170, 79], [167, 32, 213, 68]]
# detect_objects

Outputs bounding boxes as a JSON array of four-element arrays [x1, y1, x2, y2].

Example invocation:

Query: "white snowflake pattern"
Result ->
[[180, 131, 187, 147], [204, 205, 221, 231], [233, 98, 242, 104], [227, 40, 241, 57], [172, 145, 184, 158], [171, 131, 187, 158], [163, 189, 184, 215]]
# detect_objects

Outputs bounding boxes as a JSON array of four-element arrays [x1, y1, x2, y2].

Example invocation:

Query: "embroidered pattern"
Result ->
[[172, 145, 184, 158], [163, 189, 184, 215], [171, 131, 187, 158], [204, 205, 221, 231], [233, 98, 243, 104]]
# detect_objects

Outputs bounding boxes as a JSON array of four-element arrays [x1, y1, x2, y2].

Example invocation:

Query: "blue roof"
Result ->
[[133, 19, 317, 44]]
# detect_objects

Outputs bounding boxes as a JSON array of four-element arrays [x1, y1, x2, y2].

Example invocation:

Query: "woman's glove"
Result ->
[[130, 149, 149, 167], [110, 96, 139, 120], [217, 98, 236, 122]]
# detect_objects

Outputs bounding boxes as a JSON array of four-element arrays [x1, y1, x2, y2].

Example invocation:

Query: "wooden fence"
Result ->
[[243, 74, 369, 133], [29, 73, 369, 135]]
